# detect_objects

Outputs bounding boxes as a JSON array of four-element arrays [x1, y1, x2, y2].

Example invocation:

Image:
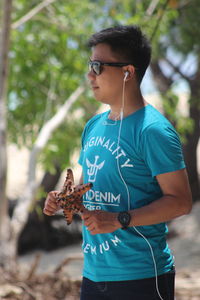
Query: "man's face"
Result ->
[[87, 43, 125, 105]]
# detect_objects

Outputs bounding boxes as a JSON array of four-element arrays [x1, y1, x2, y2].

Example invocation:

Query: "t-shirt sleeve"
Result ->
[[140, 123, 185, 177]]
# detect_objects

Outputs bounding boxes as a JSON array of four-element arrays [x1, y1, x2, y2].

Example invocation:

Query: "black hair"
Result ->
[[87, 25, 151, 84]]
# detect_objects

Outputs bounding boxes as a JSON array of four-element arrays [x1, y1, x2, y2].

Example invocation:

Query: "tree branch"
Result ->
[[164, 57, 191, 82], [150, 60, 173, 93], [28, 84, 85, 184], [149, 0, 170, 42], [146, 0, 160, 16], [10, 85, 85, 249], [11, 0, 57, 29], [0, 0, 12, 241]]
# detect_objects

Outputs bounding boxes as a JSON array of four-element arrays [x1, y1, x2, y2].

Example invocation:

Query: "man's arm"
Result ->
[[128, 168, 192, 226], [82, 168, 192, 234]]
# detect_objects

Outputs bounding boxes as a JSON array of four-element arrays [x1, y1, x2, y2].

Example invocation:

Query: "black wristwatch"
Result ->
[[117, 211, 131, 229]]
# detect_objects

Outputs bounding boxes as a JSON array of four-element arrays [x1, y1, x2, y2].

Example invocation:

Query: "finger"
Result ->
[[84, 219, 93, 227], [81, 209, 92, 220], [81, 206, 89, 214], [43, 201, 58, 214], [47, 200, 59, 210], [87, 224, 96, 233], [48, 190, 59, 199], [43, 207, 55, 216], [43, 191, 60, 214], [89, 227, 100, 235], [46, 191, 59, 204], [44, 199, 60, 213]]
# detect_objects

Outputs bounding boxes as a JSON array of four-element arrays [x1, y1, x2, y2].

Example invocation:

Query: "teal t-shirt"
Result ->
[[78, 104, 185, 282]]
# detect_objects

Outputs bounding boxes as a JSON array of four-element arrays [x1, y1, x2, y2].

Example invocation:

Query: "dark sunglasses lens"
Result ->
[[93, 62, 100, 75], [89, 62, 101, 75]]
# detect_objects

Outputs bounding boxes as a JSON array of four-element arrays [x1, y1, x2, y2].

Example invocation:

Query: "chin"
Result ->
[[92, 91, 112, 105], [96, 97, 110, 105], [92, 92, 103, 102]]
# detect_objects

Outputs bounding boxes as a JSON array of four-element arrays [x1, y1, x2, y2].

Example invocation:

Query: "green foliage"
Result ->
[[7, 0, 200, 177], [169, 0, 200, 54], [107, 0, 199, 145], [176, 117, 194, 145], [162, 89, 194, 144], [162, 89, 179, 122], [8, 0, 102, 171]]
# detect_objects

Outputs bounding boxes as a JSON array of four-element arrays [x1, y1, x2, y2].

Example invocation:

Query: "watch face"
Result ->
[[118, 211, 131, 228], [121, 214, 129, 223]]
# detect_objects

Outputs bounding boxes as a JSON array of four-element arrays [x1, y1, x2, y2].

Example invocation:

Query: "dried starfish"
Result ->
[[56, 168, 92, 225]]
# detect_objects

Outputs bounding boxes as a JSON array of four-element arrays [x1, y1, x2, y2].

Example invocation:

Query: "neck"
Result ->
[[109, 86, 147, 120]]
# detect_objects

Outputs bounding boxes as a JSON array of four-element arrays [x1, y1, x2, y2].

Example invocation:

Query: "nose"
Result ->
[[87, 69, 96, 80]]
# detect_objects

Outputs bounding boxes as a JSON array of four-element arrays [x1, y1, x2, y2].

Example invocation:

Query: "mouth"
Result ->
[[89, 80, 99, 91], [91, 86, 99, 91]]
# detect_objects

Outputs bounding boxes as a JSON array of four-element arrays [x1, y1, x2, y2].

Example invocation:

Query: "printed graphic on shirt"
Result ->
[[83, 136, 134, 169], [83, 135, 134, 211], [84, 189, 121, 210], [82, 235, 121, 255], [86, 155, 105, 182]]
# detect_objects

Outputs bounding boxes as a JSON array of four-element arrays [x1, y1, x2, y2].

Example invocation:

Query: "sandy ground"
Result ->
[[168, 202, 200, 271], [18, 243, 84, 280]]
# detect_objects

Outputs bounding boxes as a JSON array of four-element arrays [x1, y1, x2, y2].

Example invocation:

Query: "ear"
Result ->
[[122, 65, 135, 80]]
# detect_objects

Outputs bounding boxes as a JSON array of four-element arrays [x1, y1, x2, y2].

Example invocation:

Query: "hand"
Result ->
[[43, 191, 60, 216], [81, 209, 120, 235]]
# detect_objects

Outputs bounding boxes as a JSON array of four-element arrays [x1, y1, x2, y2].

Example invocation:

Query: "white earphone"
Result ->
[[124, 71, 129, 80]]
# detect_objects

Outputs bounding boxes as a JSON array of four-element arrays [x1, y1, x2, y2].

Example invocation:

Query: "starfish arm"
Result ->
[[63, 208, 73, 225], [61, 168, 75, 195], [55, 169, 93, 225], [73, 182, 93, 198]]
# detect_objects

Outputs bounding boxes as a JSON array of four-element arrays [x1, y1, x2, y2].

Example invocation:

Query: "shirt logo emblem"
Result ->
[[86, 156, 105, 182]]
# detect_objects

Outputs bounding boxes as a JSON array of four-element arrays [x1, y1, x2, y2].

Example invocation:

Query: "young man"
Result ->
[[43, 25, 192, 300]]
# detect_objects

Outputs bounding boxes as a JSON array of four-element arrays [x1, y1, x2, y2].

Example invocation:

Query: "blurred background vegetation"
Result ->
[[0, 0, 199, 272]]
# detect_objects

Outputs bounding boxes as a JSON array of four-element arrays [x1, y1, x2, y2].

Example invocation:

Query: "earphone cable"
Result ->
[[116, 76, 164, 300]]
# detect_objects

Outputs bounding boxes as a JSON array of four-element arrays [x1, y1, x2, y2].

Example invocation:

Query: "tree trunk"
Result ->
[[150, 61, 173, 93], [0, 0, 13, 265], [40, 162, 62, 193], [4, 85, 85, 264], [184, 79, 200, 200]]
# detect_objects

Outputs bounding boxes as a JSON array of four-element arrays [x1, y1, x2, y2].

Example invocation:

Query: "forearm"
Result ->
[[82, 194, 192, 235], [82, 170, 192, 234], [128, 194, 191, 227]]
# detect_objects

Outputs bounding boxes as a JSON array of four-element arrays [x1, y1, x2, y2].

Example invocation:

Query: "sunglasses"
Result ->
[[89, 60, 133, 75]]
